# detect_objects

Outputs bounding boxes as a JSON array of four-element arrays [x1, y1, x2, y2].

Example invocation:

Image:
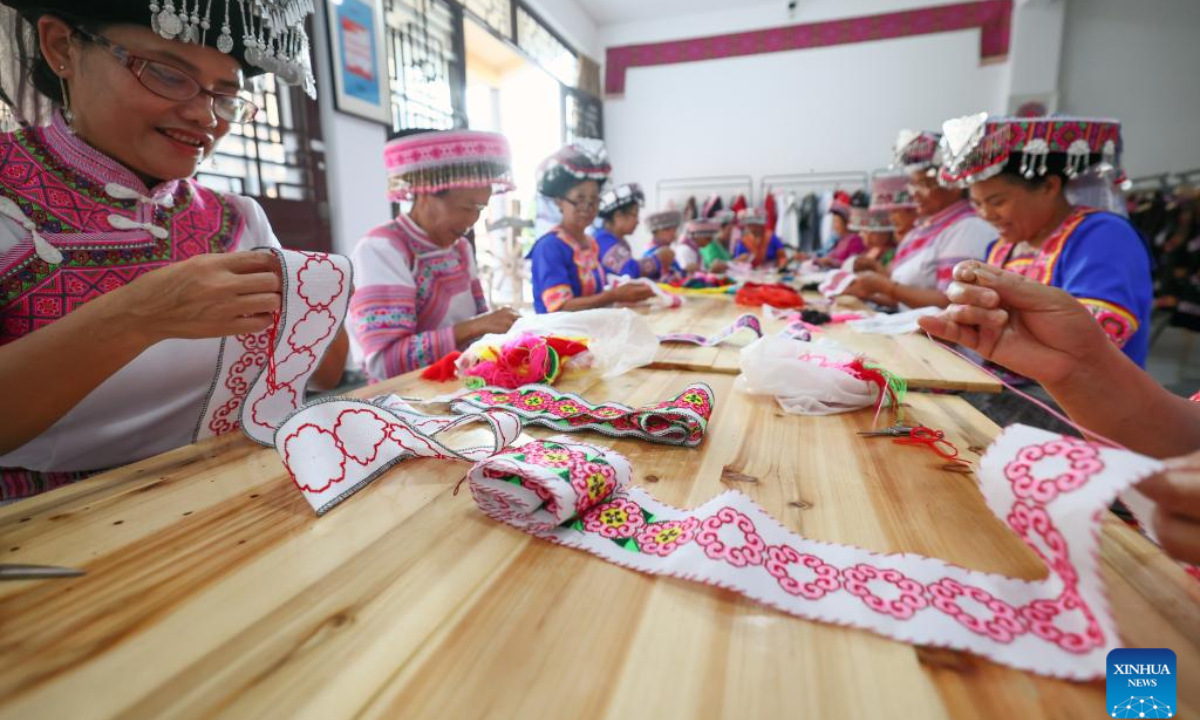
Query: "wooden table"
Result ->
[[647, 295, 1002, 393], [1, 362, 1196, 719]]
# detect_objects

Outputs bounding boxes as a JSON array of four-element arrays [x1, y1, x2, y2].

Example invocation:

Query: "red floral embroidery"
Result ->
[[520, 443, 587, 469], [1018, 589, 1105, 654], [636, 518, 700, 557], [841, 564, 929, 620], [928, 578, 1026, 642], [1004, 437, 1105, 504], [1007, 501, 1076, 585], [281, 424, 346, 493], [333, 409, 391, 465], [764, 545, 841, 599], [571, 461, 618, 515], [582, 497, 646, 539], [695, 507, 767, 567]]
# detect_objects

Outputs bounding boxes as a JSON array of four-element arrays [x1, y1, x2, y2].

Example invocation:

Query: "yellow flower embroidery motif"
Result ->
[[545, 450, 570, 464], [586, 472, 609, 500], [655, 526, 683, 544], [599, 507, 628, 528]]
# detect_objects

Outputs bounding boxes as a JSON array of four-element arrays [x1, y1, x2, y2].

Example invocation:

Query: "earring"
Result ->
[[57, 70, 73, 125]]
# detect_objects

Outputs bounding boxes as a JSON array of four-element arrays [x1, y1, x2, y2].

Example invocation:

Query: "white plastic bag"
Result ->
[[462, 308, 660, 379], [735, 335, 876, 415]]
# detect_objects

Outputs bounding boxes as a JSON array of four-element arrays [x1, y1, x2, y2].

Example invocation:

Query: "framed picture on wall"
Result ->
[[325, 0, 391, 124]]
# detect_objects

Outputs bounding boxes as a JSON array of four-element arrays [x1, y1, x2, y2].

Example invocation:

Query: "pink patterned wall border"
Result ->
[[604, 0, 1013, 96]]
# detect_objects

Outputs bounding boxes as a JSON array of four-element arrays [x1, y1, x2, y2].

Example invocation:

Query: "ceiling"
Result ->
[[575, 0, 778, 26]]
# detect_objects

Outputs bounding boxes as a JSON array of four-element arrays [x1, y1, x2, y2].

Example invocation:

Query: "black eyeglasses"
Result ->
[[561, 196, 601, 212], [74, 29, 259, 124]]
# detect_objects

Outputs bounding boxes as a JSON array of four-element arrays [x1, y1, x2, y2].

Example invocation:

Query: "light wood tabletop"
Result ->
[[645, 294, 1003, 393], [1, 362, 1195, 720]]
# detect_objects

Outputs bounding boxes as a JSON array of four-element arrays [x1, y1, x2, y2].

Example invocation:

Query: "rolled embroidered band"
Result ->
[[467, 427, 1162, 680], [227, 241, 1175, 682]]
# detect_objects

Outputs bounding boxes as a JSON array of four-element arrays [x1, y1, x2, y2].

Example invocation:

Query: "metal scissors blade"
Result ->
[[857, 425, 914, 438], [0, 563, 85, 580]]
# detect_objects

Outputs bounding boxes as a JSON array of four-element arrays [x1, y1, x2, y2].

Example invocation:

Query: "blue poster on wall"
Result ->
[[336, 0, 380, 105]]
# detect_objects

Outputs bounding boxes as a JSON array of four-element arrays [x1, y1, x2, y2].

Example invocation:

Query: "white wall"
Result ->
[[601, 0, 1010, 248], [312, 0, 391, 257], [1058, 0, 1200, 179]]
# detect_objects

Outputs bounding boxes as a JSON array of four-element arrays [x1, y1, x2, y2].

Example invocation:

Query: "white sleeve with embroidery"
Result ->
[[933, 216, 996, 290], [224, 195, 284, 251], [675, 244, 701, 272]]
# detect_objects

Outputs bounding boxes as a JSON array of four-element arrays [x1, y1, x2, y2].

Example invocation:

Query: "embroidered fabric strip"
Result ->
[[466, 428, 1161, 680], [659, 313, 763, 346], [239, 247, 1170, 680], [447, 383, 713, 447]]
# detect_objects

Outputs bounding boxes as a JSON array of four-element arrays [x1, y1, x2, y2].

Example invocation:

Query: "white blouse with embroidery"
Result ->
[[0, 115, 281, 476]]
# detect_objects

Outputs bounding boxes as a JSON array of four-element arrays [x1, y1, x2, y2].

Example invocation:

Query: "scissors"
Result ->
[[0, 563, 85, 580], [857, 424, 916, 438], [859, 425, 972, 466]]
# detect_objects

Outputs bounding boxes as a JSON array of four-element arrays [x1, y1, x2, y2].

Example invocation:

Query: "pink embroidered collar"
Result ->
[[43, 111, 182, 204]]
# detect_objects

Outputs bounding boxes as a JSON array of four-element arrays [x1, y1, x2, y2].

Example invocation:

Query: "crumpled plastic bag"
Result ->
[[461, 308, 660, 379], [735, 335, 876, 415]]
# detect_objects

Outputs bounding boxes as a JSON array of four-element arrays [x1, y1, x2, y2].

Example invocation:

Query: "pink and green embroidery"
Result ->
[[450, 382, 714, 447], [0, 121, 243, 345]]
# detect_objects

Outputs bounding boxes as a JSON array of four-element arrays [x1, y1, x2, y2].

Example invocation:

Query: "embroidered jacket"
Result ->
[[529, 227, 605, 313], [985, 208, 1153, 366], [347, 213, 487, 381], [0, 113, 280, 501]]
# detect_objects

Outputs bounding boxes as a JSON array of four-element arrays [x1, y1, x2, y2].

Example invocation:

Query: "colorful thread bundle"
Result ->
[[459, 334, 590, 390], [735, 282, 805, 309]]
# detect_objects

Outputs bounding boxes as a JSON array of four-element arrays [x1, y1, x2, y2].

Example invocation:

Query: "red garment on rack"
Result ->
[[764, 192, 778, 236]]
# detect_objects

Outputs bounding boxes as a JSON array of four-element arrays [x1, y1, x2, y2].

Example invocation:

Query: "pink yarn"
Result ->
[[925, 332, 1126, 450], [829, 313, 866, 324], [464, 334, 556, 389]]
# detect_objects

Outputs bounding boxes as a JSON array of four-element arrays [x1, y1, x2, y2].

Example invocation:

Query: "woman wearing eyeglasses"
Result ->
[[528, 141, 655, 313], [0, 0, 346, 503]]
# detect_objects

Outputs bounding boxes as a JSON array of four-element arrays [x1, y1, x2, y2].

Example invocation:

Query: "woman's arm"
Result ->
[[558, 283, 655, 311], [845, 272, 950, 309], [920, 261, 1200, 458], [0, 252, 281, 454], [310, 329, 349, 390]]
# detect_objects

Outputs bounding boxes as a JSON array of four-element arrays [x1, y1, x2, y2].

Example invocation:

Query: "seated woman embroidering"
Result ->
[[528, 141, 655, 313], [937, 113, 1153, 367], [346, 128, 520, 382], [839, 130, 996, 308], [0, 0, 345, 502]]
